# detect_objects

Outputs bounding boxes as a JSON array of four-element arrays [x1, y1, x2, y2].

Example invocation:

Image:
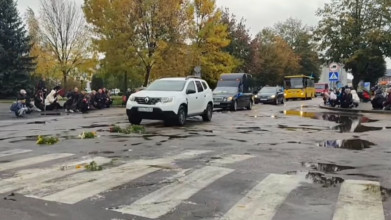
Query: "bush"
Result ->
[[117, 92, 123, 96]]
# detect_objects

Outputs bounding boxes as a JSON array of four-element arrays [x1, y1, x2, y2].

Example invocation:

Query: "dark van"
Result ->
[[213, 73, 254, 111]]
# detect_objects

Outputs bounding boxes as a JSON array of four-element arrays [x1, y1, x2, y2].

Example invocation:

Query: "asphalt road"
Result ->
[[0, 99, 390, 220]]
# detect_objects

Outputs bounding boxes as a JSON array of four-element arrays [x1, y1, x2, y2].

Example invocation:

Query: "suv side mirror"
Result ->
[[186, 89, 196, 94]]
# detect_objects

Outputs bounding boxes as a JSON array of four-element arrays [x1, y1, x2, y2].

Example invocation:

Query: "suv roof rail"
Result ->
[[186, 75, 201, 80]]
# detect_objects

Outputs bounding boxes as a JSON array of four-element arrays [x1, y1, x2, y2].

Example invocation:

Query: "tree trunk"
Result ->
[[124, 72, 128, 91], [352, 73, 360, 90], [63, 71, 67, 90], [143, 65, 152, 87]]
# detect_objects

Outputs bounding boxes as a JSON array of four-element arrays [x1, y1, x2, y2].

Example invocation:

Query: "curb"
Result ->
[[318, 105, 391, 115]]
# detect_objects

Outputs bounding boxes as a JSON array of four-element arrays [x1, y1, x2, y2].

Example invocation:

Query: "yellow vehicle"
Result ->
[[283, 75, 315, 100]]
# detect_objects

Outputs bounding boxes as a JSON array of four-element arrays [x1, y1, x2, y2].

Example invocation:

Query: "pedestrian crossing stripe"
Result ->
[[0, 150, 386, 220], [329, 72, 338, 80]]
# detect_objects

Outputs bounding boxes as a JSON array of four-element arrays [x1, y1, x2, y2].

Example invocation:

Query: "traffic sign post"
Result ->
[[329, 72, 339, 81], [194, 66, 201, 77]]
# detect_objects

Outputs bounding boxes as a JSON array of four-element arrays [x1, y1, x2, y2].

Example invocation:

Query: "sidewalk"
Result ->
[[319, 102, 391, 114]]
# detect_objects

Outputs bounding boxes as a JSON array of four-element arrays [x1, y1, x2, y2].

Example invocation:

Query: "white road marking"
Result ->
[[39, 150, 211, 204], [332, 179, 385, 220], [12, 157, 111, 195], [0, 153, 73, 171], [207, 154, 255, 166], [115, 166, 233, 219], [0, 149, 32, 158], [220, 174, 299, 220]]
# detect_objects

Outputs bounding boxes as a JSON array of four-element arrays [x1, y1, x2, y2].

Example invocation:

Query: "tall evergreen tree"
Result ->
[[0, 0, 35, 98]]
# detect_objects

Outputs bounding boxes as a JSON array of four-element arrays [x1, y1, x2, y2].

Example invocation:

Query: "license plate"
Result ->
[[214, 102, 220, 105], [138, 107, 153, 112], [260, 99, 267, 101]]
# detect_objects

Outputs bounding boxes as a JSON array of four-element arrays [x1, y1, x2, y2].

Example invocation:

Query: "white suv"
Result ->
[[126, 76, 214, 126]]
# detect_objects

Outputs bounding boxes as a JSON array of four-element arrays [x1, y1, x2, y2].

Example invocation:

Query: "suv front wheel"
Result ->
[[202, 103, 213, 121], [128, 116, 142, 125], [176, 105, 187, 126]]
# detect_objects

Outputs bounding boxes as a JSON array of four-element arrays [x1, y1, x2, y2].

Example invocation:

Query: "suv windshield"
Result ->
[[213, 87, 238, 94], [145, 80, 186, 91], [260, 87, 276, 93]]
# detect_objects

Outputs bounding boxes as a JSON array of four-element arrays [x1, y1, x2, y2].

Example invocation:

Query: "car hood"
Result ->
[[258, 93, 275, 96], [213, 93, 235, 97], [132, 90, 180, 97]]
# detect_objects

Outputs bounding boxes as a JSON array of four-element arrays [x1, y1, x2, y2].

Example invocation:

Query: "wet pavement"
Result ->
[[0, 99, 390, 220]]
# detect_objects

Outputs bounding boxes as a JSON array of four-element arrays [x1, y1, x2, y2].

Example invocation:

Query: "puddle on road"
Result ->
[[278, 124, 322, 131], [301, 162, 355, 173], [282, 110, 385, 133], [82, 124, 110, 128], [286, 170, 344, 187], [318, 139, 375, 150], [26, 121, 46, 124]]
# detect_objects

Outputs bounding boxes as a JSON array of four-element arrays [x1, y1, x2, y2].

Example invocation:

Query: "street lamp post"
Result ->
[[80, 73, 87, 90]]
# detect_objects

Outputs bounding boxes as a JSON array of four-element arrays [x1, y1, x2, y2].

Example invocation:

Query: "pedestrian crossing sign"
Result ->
[[329, 72, 339, 81]]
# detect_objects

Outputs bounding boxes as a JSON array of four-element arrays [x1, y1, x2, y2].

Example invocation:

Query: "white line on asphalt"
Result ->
[[207, 154, 255, 166], [12, 157, 112, 195], [115, 166, 233, 219], [220, 174, 299, 220], [39, 150, 211, 204], [0, 153, 73, 171], [0, 149, 32, 158], [332, 179, 385, 220]]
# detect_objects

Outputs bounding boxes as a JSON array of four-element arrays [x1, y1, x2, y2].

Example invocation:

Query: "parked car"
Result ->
[[254, 86, 284, 105], [126, 76, 213, 126]]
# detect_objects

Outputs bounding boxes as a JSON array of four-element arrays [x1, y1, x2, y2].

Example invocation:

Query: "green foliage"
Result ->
[[36, 135, 59, 145], [221, 8, 252, 72], [0, 0, 35, 98], [109, 125, 145, 134], [85, 161, 103, 171], [91, 75, 104, 90], [314, 0, 391, 87]]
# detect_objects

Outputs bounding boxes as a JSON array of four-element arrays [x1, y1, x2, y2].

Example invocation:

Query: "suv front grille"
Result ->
[[213, 97, 223, 101], [135, 97, 160, 105]]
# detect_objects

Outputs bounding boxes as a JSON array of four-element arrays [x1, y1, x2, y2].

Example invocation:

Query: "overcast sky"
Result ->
[[14, 0, 391, 68]]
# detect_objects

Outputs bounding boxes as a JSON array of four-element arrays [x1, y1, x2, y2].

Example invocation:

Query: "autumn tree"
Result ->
[[191, 0, 239, 87], [274, 18, 321, 81], [83, 0, 194, 86], [314, 0, 391, 88], [0, 0, 35, 97], [39, 0, 96, 88], [221, 8, 252, 72], [254, 28, 301, 85], [25, 8, 60, 80]]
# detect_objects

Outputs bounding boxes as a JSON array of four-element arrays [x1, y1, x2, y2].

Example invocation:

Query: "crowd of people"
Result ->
[[10, 78, 113, 117], [323, 86, 360, 108], [322, 84, 391, 110]]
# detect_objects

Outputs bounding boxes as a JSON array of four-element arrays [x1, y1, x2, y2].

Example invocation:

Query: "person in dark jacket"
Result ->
[[65, 87, 79, 113], [34, 90, 45, 111], [102, 88, 112, 108], [340, 89, 353, 108], [36, 77, 47, 98], [94, 89, 105, 109], [371, 89, 385, 110]]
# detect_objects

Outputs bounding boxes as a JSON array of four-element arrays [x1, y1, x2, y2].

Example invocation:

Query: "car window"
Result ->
[[195, 81, 204, 92], [186, 81, 196, 92], [145, 80, 186, 91], [201, 81, 208, 90]]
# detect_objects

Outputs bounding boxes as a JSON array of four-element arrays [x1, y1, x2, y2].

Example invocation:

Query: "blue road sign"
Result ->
[[329, 72, 339, 81]]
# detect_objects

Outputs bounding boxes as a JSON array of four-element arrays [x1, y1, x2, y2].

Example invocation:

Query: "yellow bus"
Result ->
[[283, 75, 315, 100]]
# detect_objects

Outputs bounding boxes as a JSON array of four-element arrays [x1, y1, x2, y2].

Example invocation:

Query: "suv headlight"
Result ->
[[161, 97, 173, 103], [227, 97, 233, 101], [271, 95, 275, 98], [129, 96, 135, 101]]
